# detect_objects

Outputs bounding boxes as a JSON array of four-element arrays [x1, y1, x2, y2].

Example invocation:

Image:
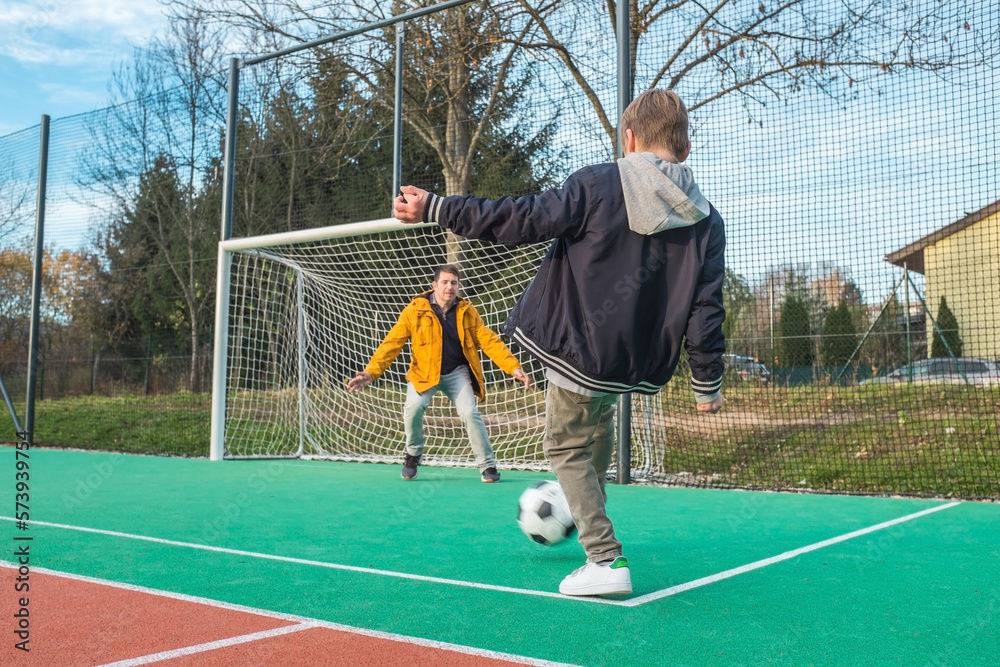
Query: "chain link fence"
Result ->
[[0, 0, 997, 495]]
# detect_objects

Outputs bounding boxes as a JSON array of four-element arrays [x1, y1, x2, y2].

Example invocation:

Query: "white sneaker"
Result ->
[[559, 556, 632, 596]]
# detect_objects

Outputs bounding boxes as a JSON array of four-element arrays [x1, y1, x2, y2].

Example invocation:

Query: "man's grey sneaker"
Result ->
[[559, 556, 632, 596], [401, 454, 420, 480], [480, 467, 500, 483]]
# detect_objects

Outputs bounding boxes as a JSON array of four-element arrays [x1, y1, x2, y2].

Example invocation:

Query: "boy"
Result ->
[[394, 90, 726, 595]]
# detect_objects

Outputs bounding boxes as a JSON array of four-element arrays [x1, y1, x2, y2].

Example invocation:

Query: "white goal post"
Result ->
[[209, 218, 555, 468]]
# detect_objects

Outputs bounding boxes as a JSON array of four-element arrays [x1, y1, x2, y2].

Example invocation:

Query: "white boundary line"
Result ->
[[622, 501, 962, 607], [93, 624, 317, 666], [0, 562, 580, 667], [0, 502, 961, 611], [0, 517, 623, 607]]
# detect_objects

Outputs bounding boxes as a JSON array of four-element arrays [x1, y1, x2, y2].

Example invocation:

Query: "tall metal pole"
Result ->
[[143, 333, 152, 396], [615, 0, 632, 485], [25, 115, 49, 446], [210, 58, 241, 461], [220, 58, 240, 241], [769, 275, 775, 368], [903, 262, 912, 384], [0, 373, 23, 435], [89, 336, 96, 395], [392, 21, 405, 200]]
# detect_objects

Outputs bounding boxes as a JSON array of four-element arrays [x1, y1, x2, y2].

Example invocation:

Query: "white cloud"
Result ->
[[0, 0, 167, 65], [0, 0, 166, 38], [38, 81, 107, 108], [0, 38, 111, 67]]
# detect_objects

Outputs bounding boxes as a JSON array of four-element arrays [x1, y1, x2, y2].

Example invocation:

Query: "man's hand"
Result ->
[[512, 368, 531, 389], [696, 394, 726, 414], [346, 371, 374, 393], [394, 185, 430, 224]]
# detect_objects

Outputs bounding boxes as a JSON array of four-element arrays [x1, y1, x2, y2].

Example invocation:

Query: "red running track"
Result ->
[[1, 564, 572, 666]]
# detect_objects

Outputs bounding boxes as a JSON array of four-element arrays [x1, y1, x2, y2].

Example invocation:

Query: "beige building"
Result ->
[[886, 200, 1000, 361]]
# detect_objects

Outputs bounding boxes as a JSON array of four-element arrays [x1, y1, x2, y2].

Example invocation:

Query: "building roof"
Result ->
[[885, 199, 1000, 275]]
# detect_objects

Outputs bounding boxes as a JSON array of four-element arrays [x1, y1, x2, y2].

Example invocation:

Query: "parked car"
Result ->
[[861, 357, 1000, 387], [723, 354, 771, 384], [740, 362, 771, 384]]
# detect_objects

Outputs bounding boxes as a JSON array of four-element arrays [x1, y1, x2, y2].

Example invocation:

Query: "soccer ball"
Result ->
[[517, 480, 576, 546]]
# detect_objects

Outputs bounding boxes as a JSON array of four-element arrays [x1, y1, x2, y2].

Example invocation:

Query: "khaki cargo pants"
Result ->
[[543, 384, 622, 564]]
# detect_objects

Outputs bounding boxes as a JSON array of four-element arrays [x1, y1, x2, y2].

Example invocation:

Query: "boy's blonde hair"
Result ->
[[619, 89, 689, 160]]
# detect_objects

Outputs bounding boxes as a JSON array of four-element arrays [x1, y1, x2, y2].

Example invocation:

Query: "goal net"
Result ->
[[212, 218, 555, 468]]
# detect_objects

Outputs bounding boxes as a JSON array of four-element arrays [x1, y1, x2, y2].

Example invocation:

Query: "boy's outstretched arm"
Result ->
[[393, 173, 590, 244]]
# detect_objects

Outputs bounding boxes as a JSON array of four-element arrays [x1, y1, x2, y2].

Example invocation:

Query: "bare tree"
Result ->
[[514, 0, 988, 152], [161, 0, 547, 263], [0, 169, 31, 246], [160, 0, 991, 189], [82, 10, 227, 391], [348, 2, 544, 262]]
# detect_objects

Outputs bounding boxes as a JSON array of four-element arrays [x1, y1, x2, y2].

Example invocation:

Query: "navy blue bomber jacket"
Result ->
[[423, 160, 726, 399]]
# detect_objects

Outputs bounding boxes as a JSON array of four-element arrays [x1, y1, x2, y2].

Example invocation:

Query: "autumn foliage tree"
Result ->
[[84, 13, 225, 391], [0, 248, 100, 380]]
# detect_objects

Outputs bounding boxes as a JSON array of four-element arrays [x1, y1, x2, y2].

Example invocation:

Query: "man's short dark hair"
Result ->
[[433, 264, 462, 282]]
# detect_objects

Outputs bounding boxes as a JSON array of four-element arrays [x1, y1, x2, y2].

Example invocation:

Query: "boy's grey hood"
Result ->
[[616, 151, 709, 235]]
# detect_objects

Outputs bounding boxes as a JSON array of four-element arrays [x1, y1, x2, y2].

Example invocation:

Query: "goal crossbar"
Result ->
[[219, 218, 436, 252]]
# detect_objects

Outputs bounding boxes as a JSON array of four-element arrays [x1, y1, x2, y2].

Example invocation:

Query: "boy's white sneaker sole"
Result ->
[[559, 556, 632, 596]]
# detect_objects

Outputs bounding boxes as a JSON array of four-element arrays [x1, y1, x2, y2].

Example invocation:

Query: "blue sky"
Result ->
[[0, 0, 168, 136]]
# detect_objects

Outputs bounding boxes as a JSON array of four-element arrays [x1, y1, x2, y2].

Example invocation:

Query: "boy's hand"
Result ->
[[696, 395, 726, 414], [346, 371, 374, 393], [394, 185, 429, 224], [512, 368, 531, 389]]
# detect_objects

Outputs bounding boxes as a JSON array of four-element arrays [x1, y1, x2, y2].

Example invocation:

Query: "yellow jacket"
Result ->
[[364, 292, 522, 399]]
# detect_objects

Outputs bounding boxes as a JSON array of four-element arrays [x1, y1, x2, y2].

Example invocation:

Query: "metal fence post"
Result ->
[[210, 57, 241, 461], [615, 0, 632, 485], [143, 333, 152, 396], [25, 115, 49, 446], [0, 373, 23, 436], [903, 262, 912, 383], [392, 20, 405, 199], [769, 275, 775, 368]]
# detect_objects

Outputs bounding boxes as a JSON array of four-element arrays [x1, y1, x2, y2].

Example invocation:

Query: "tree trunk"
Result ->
[[443, 8, 473, 268], [443, 167, 468, 267], [92, 342, 106, 395], [286, 142, 297, 231], [190, 314, 200, 392]]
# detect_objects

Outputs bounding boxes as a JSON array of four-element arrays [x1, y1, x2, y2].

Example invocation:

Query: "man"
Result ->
[[347, 265, 530, 483], [393, 89, 726, 596]]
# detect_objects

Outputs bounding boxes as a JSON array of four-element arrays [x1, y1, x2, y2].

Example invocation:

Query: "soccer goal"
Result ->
[[209, 218, 552, 468]]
